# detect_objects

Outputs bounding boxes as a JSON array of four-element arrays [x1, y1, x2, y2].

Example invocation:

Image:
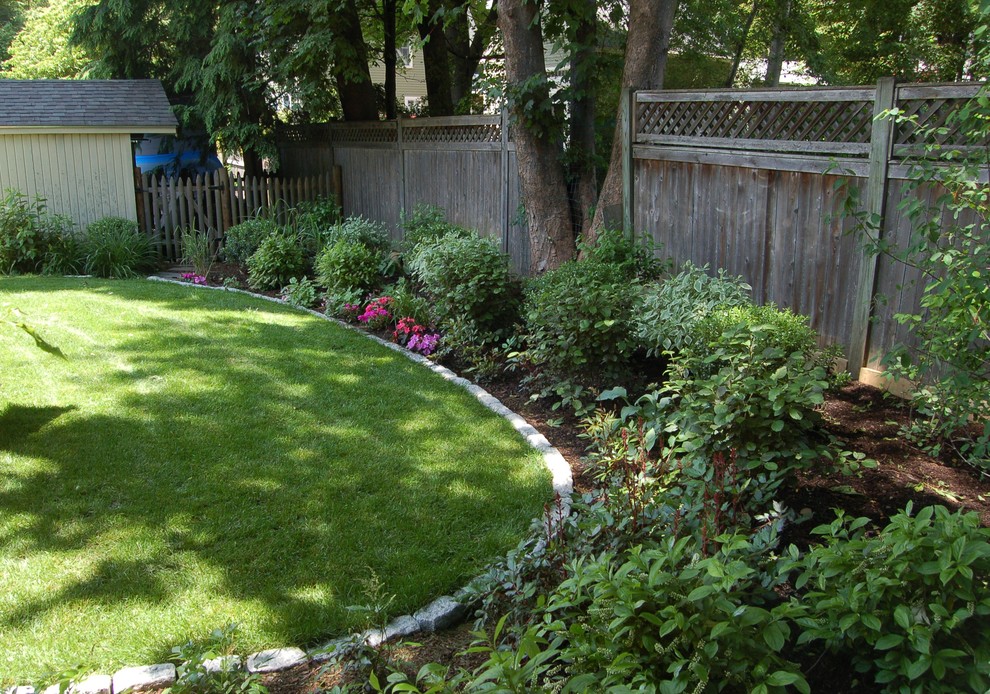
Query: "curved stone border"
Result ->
[[5, 276, 574, 694]]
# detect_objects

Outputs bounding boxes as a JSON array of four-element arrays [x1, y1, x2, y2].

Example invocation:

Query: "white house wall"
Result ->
[[0, 132, 136, 229]]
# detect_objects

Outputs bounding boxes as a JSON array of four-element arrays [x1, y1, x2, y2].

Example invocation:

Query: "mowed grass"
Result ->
[[0, 277, 551, 685]]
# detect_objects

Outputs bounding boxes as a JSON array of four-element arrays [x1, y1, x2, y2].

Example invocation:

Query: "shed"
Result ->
[[0, 79, 177, 228]]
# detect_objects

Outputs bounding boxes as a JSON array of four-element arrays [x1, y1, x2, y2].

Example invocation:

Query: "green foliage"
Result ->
[[521, 260, 637, 385], [181, 228, 215, 276], [544, 535, 808, 693], [222, 219, 282, 265], [434, 316, 502, 382], [399, 204, 473, 255], [291, 196, 342, 255], [83, 217, 156, 279], [319, 216, 391, 257], [409, 232, 519, 342], [577, 227, 668, 281], [279, 276, 319, 309], [793, 504, 990, 693], [169, 625, 269, 694], [387, 277, 432, 328], [635, 262, 752, 356], [2, 0, 93, 78], [40, 216, 86, 276], [0, 188, 46, 274], [314, 239, 382, 295], [246, 232, 306, 290]]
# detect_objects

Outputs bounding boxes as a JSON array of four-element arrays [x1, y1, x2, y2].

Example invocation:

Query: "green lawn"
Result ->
[[0, 277, 550, 685]]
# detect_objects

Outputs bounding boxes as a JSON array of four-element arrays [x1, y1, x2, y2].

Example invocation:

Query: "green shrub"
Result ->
[[578, 226, 668, 281], [292, 196, 342, 256], [409, 232, 518, 341], [83, 217, 156, 279], [222, 218, 281, 265], [399, 204, 473, 255], [40, 216, 85, 276], [0, 188, 46, 274], [314, 239, 382, 294], [543, 535, 808, 693], [279, 276, 319, 309], [388, 277, 432, 327], [246, 232, 306, 290], [522, 260, 637, 384], [319, 216, 391, 257], [793, 504, 990, 693], [635, 261, 752, 356]]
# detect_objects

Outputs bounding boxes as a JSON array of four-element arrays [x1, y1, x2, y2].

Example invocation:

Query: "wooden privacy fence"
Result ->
[[276, 114, 531, 275], [622, 79, 983, 380], [136, 169, 341, 261]]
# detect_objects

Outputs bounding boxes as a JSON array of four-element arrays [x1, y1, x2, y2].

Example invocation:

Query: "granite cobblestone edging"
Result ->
[[4, 276, 574, 694]]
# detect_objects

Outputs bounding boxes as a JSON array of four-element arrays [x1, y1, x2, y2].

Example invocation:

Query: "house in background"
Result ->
[[368, 46, 429, 113], [0, 79, 177, 228]]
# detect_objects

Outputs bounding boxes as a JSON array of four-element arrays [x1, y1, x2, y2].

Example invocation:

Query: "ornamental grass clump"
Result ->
[[83, 217, 156, 278]]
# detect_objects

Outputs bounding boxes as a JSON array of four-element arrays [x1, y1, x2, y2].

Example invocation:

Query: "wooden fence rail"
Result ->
[[136, 169, 341, 261]]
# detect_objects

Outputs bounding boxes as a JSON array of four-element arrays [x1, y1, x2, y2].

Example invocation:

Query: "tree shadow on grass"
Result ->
[[0, 405, 76, 448], [0, 278, 551, 676]]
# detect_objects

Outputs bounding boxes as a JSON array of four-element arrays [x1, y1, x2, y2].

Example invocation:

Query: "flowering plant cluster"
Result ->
[[393, 317, 441, 356], [180, 272, 208, 285], [357, 296, 393, 329], [340, 302, 363, 322]]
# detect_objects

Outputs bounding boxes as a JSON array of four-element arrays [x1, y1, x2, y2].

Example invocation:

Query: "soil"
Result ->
[[165, 273, 990, 693]]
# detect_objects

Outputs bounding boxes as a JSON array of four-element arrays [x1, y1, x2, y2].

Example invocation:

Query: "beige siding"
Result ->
[[0, 133, 136, 229], [369, 49, 429, 103]]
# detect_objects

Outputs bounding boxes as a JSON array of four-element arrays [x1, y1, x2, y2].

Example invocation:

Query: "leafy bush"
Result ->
[[578, 226, 668, 281], [320, 216, 391, 257], [292, 196, 342, 255], [246, 232, 306, 290], [522, 260, 637, 384], [635, 261, 752, 356], [387, 277, 432, 328], [222, 218, 281, 265], [543, 534, 808, 693], [280, 276, 319, 308], [314, 239, 382, 294], [40, 216, 85, 276], [83, 217, 156, 279], [792, 504, 990, 693], [409, 232, 519, 342], [399, 203, 473, 255], [0, 188, 46, 274]]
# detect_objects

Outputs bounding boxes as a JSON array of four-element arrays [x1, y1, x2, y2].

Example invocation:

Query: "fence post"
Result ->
[[621, 87, 635, 236], [219, 168, 232, 234], [848, 76, 897, 378], [500, 107, 510, 253], [397, 117, 406, 223]]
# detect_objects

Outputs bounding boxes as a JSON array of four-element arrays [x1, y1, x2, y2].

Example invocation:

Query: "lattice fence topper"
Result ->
[[328, 124, 398, 144], [893, 95, 990, 153], [403, 122, 502, 143], [636, 96, 875, 147], [277, 124, 332, 143]]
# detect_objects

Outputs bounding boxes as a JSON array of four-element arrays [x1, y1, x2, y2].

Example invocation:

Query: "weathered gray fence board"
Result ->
[[403, 149, 503, 239], [334, 147, 403, 240]]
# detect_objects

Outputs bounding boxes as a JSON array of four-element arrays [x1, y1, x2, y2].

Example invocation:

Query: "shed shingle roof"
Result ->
[[0, 79, 177, 131]]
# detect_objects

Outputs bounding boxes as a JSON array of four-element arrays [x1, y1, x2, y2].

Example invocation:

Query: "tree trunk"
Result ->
[[589, 0, 679, 240], [568, 0, 598, 241], [727, 0, 760, 87], [335, 2, 379, 121], [765, 0, 792, 87], [384, 0, 397, 119], [447, 0, 499, 111], [498, 0, 575, 274], [419, 0, 454, 115]]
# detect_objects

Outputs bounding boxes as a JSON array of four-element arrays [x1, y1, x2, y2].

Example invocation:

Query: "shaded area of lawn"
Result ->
[[0, 278, 551, 684]]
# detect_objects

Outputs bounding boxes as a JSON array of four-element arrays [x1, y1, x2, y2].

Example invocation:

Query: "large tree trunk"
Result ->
[[568, 0, 598, 241], [765, 0, 792, 86], [446, 0, 499, 111], [335, 2, 379, 121], [383, 0, 397, 119], [588, 0, 679, 240], [419, 0, 454, 115], [499, 0, 575, 274]]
